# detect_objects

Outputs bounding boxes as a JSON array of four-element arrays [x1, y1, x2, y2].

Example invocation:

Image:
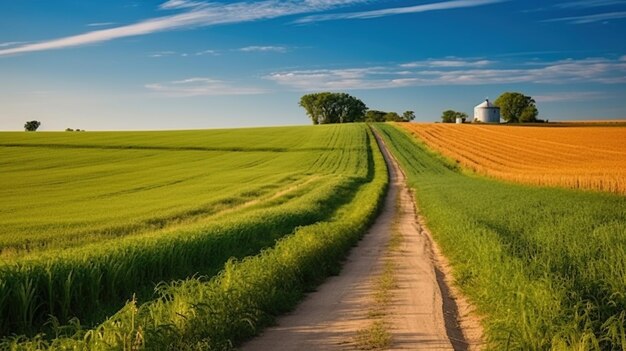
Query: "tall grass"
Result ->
[[0, 125, 365, 254], [374, 123, 626, 350], [1, 126, 389, 350], [0, 124, 373, 338]]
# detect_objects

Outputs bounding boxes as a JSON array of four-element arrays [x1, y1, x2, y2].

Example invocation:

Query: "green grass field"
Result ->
[[374, 123, 626, 350], [2, 123, 625, 350], [0, 126, 366, 255], [0, 124, 382, 342]]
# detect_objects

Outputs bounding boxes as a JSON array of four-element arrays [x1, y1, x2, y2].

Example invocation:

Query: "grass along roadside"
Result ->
[[0, 124, 373, 338], [2, 126, 389, 350], [374, 123, 626, 350]]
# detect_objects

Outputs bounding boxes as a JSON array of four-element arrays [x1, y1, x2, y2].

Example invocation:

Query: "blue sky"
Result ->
[[1, 0, 625, 130]]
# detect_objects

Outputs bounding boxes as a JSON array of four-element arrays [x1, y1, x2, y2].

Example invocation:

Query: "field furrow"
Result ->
[[400, 123, 626, 194], [0, 124, 378, 340]]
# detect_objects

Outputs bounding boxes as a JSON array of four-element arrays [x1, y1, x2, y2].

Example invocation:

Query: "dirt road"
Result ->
[[240, 130, 482, 351]]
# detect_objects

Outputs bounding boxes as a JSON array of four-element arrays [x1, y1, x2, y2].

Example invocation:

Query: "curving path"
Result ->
[[240, 129, 481, 351]]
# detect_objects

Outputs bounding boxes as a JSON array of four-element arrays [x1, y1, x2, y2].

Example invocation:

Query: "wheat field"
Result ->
[[400, 123, 626, 194]]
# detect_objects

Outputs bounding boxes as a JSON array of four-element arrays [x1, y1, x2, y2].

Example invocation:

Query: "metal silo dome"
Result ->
[[474, 99, 501, 123]]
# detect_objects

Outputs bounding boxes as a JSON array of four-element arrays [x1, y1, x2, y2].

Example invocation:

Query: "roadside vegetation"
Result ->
[[0, 124, 386, 348], [374, 123, 626, 350]]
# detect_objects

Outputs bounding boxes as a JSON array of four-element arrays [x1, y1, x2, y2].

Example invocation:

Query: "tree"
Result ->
[[299, 92, 367, 124], [365, 110, 387, 122], [24, 121, 41, 131], [384, 112, 402, 122], [441, 110, 467, 123], [402, 111, 415, 122], [495, 92, 539, 123]]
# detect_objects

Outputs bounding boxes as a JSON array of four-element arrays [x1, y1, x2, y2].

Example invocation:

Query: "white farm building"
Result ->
[[474, 99, 501, 123]]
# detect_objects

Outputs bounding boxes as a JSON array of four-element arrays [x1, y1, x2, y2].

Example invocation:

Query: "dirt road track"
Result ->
[[240, 130, 482, 351]]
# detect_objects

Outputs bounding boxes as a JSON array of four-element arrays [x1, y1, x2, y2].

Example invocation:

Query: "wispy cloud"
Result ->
[[149, 50, 178, 58], [543, 11, 626, 23], [145, 77, 267, 96], [533, 91, 606, 102], [523, 1, 625, 14], [494, 50, 574, 58], [555, 0, 626, 9], [87, 22, 116, 27], [0, 41, 28, 48], [159, 0, 207, 10], [0, 0, 366, 57], [150, 46, 287, 58], [266, 57, 626, 90], [295, 0, 507, 23], [400, 58, 493, 68], [195, 49, 219, 56], [239, 45, 288, 53]]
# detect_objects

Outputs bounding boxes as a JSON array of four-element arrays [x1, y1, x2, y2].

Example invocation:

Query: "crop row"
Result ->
[[400, 123, 626, 194], [375, 124, 626, 350], [2, 126, 388, 350], [0, 124, 374, 337], [0, 125, 367, 254], [0, 176, 355, 336]]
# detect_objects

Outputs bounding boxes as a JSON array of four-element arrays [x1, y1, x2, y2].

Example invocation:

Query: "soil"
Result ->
[[240, 130, 483, 351]]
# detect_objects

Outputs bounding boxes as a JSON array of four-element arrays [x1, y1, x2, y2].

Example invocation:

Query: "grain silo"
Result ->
[[474, 99, 501, 123]]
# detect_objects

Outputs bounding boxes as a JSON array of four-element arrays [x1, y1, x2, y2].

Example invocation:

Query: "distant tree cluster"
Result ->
[[495, 92, 541, 123], [365, 110, 415, 122], [440, 110, 467, 123], [299, 92, 415, 124], [438, 92, 543, 124], [65, 128, 85, 132], [299, 92, 367, 124], [24, 121, 41, 131]]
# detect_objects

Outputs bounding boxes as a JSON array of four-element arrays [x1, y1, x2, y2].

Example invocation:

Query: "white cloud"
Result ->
[[239, 45, 288, 53], [149, 50, 177, 58], [195, 49, 219, 56], [544, 11, 626, 24], [0, 0, 367, 57], [87, 22, 116, 27], [533, 91, 606, 102], [145, 77, 267, 96], [159, 0, 207, 10], [555, 0, 626, 8], [266, 57, 626, 90], [400, 58, 493, 68], [295, 0, 507, 23], [0, 41, 28, 48]]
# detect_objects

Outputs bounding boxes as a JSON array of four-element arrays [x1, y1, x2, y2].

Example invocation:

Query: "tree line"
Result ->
[[440, 91, 542, 123], [299, 92, 414, 124]]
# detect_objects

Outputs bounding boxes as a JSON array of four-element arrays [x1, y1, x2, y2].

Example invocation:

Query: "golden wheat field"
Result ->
[[400, 123, 626, 194]]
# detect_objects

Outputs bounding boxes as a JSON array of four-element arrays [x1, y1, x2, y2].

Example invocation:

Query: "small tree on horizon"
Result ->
[[24, 121, 41, 131], [384, 112, 402, 122], [495, 92, 539, 123], [441, 110, 467, 123], [299, 92, 367, 124], [402, 111, 415, 122], [365, 110, 387, 122]]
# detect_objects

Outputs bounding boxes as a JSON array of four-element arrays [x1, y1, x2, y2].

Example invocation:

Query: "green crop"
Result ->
[[374, 123, 626, 350], [1, 125, 388, 350], [0, 124, 376, 338]]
